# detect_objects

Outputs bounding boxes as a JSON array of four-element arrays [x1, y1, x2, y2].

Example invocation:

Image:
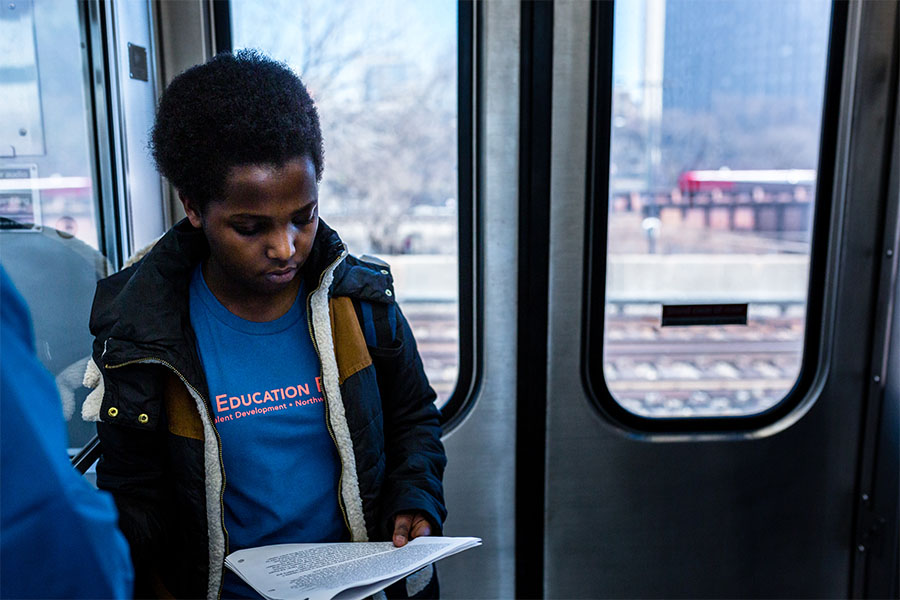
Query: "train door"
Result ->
[[0, 0, 165, 464], [529, 1, 899, 597]]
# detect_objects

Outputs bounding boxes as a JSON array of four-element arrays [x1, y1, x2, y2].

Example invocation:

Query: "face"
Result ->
[[182, 156, 319, 302]]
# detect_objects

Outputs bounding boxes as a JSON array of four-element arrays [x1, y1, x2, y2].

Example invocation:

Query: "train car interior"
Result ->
[[0, 0, 897, 597]]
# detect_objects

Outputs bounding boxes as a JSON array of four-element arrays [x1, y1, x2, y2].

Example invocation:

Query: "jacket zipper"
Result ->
[[306, 251, 353, 538], [104, 356, 229, 599]]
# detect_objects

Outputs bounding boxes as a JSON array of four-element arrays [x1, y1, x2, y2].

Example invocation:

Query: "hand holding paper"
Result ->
[[392, 512, 433, 547]]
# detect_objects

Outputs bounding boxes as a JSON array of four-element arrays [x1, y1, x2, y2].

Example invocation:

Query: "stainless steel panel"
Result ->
[[854, 22, 900, 593], [440, 2, 519, 598], [543, 0, 897, 597], [155, 0, 215, 225], [156, 0, 214, 86], [84, 0, 122, 266], [105, 0, 166, 255], [873, 234, 900, 595]]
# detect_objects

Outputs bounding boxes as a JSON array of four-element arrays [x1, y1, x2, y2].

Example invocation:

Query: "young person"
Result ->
[[83, 50, 446, 599]]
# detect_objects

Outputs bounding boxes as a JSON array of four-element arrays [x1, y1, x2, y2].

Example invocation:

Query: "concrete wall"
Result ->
[[386, 253, 809, 303]]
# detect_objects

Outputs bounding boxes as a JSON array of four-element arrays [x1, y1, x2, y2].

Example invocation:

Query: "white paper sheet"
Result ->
[[225, 536, 481, 600]]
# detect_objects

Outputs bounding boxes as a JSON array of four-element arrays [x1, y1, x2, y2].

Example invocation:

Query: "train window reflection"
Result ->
[[231, 0, 459, 406], [603, 0, 832, 418], [0, 0, 109, 451]]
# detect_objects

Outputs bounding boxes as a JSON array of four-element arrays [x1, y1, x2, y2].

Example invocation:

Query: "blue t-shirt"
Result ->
[[188, 266, 346, 598]]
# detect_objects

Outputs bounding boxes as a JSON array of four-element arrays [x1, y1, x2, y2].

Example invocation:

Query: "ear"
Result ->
[[179, 192, 204, 229]]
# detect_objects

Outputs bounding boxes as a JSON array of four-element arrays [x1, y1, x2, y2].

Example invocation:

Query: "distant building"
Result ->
[[662, 0, 832, 114]]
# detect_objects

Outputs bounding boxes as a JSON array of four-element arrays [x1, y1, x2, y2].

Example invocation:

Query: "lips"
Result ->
[[265, 266, 297, 284]]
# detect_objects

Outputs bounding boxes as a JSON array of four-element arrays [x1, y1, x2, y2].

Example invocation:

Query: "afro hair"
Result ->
[[150, 49, 324, 210]]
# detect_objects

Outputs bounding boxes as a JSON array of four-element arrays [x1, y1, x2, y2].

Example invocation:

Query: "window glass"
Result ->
[[232, 0, 459, 406], [605, 0, 832, 417], [0, 0, 109, 451]]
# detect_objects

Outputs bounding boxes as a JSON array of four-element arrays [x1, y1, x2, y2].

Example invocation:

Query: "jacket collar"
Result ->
[[98, 218, 347, 365]]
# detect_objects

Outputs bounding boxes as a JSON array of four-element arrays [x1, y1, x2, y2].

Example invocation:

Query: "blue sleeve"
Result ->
[[0, 267, 134, 599]]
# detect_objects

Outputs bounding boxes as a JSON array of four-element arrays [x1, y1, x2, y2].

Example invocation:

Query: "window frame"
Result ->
[[214, 0, 482, 432], [581, 0, 849, 434]]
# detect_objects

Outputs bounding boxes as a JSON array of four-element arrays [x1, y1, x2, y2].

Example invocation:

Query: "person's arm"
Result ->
[[373, 306, 448, 542], [0, 267, 134, 599]]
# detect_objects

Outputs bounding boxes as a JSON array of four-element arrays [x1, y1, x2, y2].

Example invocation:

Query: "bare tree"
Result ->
[[234, 0, 457, 254]]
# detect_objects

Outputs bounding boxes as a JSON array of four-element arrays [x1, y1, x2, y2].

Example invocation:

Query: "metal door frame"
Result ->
[[540, 0, 900, 597]]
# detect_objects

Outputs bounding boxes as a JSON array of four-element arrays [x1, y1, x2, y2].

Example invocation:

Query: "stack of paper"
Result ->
[[225, 536, 481, 600]]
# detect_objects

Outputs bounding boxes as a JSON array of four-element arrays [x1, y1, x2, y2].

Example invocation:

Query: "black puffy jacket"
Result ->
[[83, 219, 447, 598]]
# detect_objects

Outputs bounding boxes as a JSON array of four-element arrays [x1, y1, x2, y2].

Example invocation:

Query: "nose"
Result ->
[[266, 228, 296, 262]]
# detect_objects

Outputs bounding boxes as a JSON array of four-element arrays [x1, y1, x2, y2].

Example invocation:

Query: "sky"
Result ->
[[613, 0, 646, 92], [230, 0, 456, 79]]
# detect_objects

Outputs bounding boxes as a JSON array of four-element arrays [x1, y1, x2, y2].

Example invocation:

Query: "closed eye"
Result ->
[[293, 205, 318, 226], [232, 224, 263, 236], [293, 215, 316, 226]]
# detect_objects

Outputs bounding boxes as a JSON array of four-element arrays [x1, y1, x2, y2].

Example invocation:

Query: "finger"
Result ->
[[409, 515, 432, 540], [393, 514, 412, 547]]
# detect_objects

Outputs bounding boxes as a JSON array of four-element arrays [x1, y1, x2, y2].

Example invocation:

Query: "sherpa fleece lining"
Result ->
[[310, 248, 370, 543], [82, 357, 103, 422], [166, 368, 226, 600], [84, 356, 226, 598]]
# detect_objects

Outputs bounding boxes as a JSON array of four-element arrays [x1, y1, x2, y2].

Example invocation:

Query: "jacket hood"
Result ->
[[330, 255, 396, 305], [89, 220, 207, 372], [89, 218, 394, 369]]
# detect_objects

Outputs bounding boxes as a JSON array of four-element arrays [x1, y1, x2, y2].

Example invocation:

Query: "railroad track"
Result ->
[[402, 302, 807, 414], [605, 340, 801, 356]]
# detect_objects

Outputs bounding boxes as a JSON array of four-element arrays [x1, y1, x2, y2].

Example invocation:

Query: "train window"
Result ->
[[586, 0, 837, 424], [229, 0, 465, 410], [0, 0, 110, 453]]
